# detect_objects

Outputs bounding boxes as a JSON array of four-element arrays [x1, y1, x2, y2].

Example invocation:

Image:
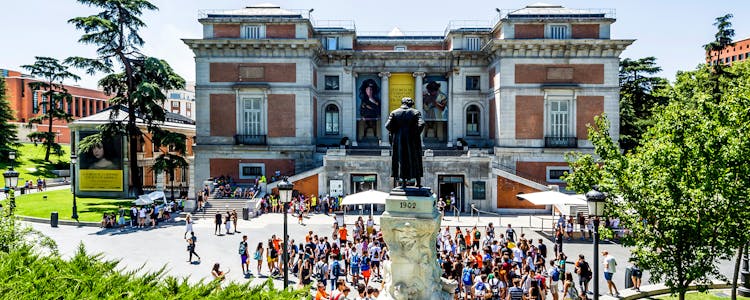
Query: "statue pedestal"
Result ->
[[379, 187, 454, 300]]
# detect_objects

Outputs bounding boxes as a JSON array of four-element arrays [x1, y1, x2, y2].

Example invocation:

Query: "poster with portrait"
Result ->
[[356, 74, 382, 120], [422, 75, 449, 121], [78, 131, 124, 192]]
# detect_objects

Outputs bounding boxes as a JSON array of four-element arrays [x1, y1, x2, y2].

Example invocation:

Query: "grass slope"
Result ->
[[10, 189, 131, 222], [0, 143, 70, 181]]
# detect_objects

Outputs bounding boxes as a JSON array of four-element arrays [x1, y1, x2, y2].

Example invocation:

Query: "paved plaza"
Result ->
[[25, 210, 726, 298]]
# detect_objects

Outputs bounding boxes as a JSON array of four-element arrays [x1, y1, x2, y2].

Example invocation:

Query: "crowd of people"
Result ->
[[210, 175, 265, 199], [99, 200, 183, 229]]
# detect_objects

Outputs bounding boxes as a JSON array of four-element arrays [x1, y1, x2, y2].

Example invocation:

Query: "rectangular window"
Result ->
[[326, 37, 338, 50], [187, 111, 192, 118], [548, 98, 571, 138], [181, 166, 188, 183], [465, 76, 480, 91], [239, 163, 264, 179], [466, 107, 480, 136], [41, 95, 47, 114], [324, 76, 340, 90], [74, 98, 79, 117], [472, 181, 486, 200], [67, 99, 72, 114], [394, 45, 407, 51], [325, 105, 340, 135], [546, 167, 570, 182], [170, 93, 181, 99], [172, 101, 180, 108], [32, 92, 39, 113], [464, 37, 481, 51], [187, 102, 191, 110], [241, 97, 263, 135], [242, 25, 264, 39], [549, 25, 568, 39]]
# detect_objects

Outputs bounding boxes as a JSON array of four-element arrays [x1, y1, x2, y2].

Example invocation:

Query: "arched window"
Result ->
[[325, 104, 340, 136], [466, 105, 480, 136]]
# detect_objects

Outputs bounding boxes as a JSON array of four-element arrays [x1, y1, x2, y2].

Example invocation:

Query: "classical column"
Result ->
[[413, 72, 426, 146], [379, 72, 391, 146], [351, 72, 359, 147], [413, 72, 425, 113]]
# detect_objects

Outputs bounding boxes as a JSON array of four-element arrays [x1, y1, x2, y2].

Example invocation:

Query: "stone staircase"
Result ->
[[194, 198, 253, 220]]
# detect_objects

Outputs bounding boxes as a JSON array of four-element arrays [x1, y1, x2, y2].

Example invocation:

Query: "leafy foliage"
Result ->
[[618, 57, 669, 152], [0, 76, 20, 163], [67, 0, 185, 195], [20, 57, 79, 162]]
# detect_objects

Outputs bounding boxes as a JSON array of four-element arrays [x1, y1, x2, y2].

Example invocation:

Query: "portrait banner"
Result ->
[[422, 75, 449, 121], [388, 73, 415, 112], [78, 131, 124, 192], [356, 74, 382, 120]]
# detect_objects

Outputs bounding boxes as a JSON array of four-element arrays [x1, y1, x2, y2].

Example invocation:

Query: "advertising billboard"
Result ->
[[422, 75, 449, 121], [388, 73, 415, 112], [78, 131, 123, 192]]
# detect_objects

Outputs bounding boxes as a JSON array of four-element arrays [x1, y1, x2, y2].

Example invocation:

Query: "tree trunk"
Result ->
[[733, 243, 745, 300], [44, 91, 54, 162]]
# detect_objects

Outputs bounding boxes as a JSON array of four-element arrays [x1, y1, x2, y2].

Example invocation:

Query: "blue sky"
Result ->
[[1, 0, 748, 89]]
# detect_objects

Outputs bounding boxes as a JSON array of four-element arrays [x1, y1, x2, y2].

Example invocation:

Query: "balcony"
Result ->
[[234, 135, 267, 146], [544, 136, 577, 148]]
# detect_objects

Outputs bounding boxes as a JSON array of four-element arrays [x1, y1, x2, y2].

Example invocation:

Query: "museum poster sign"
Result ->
[[78, 131, 124, 192]]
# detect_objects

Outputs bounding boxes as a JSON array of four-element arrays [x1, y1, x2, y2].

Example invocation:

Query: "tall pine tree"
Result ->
[[0, 76, 19, 163]]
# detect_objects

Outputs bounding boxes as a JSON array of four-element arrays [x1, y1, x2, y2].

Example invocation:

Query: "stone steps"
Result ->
[[193, 198, 251, 219]]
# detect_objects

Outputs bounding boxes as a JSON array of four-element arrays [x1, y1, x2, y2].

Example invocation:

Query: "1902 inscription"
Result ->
[[399, 201, 416, 209]]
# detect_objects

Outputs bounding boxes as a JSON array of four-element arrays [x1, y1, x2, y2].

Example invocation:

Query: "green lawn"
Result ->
[[8, 189, 132, 222], [0, 143, 71, 181], [656, 291, 750, 300]]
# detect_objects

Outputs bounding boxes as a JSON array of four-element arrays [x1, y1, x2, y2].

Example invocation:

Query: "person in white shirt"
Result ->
[[603, 250, 620, 297]]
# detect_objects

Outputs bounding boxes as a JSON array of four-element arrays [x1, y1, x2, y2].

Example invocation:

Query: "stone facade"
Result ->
[[184, 3, 632, 212]]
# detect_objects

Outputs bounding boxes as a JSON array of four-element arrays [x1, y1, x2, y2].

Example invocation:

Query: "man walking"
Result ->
[[215, 212, 222, 235], [506, 224, 517, 243], [575, 254, 592, 295], [239, 235, 250, 275], [603, 250, 620, 297]]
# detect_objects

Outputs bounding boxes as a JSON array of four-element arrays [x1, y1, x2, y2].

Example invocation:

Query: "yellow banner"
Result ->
[[388, 73, 415, 112], [80, 170, 123, 191]]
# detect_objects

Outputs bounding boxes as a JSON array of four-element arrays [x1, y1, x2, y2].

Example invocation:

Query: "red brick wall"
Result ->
[[267, 94, 296, 137], [209, 158, 295, 183], [514, 24, 544, 39], [515, 96, 544, 139], [708, 38, 750, 65], [572, 24, 599, 39], [213, 24, 240, 38], [515, 64, 604, 84], [313, 67, 317, 87], [266, 24, 295, 38], [209, 63, 296, 83], [209, 94, 236, 137], [488, 66, 496, 89], [516, 161, 569, 184], [496, 177, 545, 209], [576, 96, 604, 139]]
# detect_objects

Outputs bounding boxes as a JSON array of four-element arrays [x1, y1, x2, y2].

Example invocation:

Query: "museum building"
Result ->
[[183, 3, 632, 212]]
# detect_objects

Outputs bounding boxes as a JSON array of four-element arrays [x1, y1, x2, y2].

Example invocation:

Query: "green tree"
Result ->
[[20, 57, 80, 162], [66, 0, 185, 195], [0, 76, 19, 163], [704, 14, 735, 69], [618, 57, 669, 152], [150, 130, 189, 202]]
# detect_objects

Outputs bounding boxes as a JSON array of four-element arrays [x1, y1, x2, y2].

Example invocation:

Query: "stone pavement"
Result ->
[[25, 211, 736, 298]]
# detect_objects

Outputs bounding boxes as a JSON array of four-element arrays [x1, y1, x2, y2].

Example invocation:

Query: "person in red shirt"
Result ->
[[338, 224, 348, 245], [315, 282, 330, 300]]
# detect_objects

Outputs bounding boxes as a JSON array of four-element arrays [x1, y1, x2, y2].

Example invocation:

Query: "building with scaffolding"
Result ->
[[183, 3, 633, 213]]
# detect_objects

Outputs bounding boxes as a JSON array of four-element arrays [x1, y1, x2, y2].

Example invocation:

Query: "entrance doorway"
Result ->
[[351, 174, 377, 193], [439, 175, 465, 212]]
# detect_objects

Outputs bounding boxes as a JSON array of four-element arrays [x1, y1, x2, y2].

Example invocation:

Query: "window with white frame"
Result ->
[[465, 105, 480, 136], [546, 166, 570, 182], [394, 45, 407, 51], [464, 36, 481, 51], [241, 97, 264, 136], [239, 163, 265, 180], [324, 104, 340, 135], [242, 25, 265, 39], [549, 24, 568, 39], [546, 96, 573, 138], [325, 37, 339, 50]]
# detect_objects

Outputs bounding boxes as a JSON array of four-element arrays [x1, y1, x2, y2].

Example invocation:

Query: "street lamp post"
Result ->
[[3, 151, 19, 214], [277, 177, 294, 290], [740, 242, 750, 297], [70, 154, 79, 221], [586, 186, 606, 300]]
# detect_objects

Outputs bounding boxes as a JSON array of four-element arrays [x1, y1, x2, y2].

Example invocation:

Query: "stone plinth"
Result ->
[[380, 187, 453, 300]]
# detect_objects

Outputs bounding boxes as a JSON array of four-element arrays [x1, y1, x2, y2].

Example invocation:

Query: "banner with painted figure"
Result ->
[[422, 75, 449, 121], [78, 131, 123, 191], [388, 73, 415, 112], [356, 74, 382, 120]]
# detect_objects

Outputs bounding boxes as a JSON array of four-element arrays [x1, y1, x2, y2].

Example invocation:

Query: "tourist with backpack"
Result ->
[[239, 235, 250, 275], [549, 260, 561, 300], [350, 249, 361, 285], [330, 254, 343, 291], [314, 255, 329, 287], [473, 274, 488, 300], [488, 271, 504, 300], [462, 264, 474, 298], [507, 277, 524, 300], [575, 254, 592, 295]]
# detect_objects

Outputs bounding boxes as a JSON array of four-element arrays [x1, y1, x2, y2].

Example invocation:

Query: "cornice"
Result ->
[[182, 38, 321, 57], [484, 39, 634, 59]]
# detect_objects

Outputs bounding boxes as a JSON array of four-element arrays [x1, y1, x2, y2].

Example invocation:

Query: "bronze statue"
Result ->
[[386, 97, 425, 188]]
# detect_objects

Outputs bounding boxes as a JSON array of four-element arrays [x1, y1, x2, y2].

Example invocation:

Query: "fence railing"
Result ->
[[234, 134, 267, 146]]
